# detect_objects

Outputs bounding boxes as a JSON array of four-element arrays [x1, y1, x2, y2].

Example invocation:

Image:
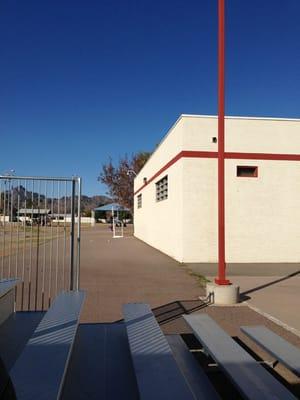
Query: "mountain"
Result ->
[[0, 186, 111, 215], [80, 195, 112, 214]]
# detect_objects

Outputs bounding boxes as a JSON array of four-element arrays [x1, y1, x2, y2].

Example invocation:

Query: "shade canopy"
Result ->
[[94, 203, 129, 212]]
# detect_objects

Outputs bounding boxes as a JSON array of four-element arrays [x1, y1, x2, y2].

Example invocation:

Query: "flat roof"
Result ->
[[18, 209, 51, 214], [136, 113, 300, 179], [94, 203, 129, 212], [180, 114, 300, 122]]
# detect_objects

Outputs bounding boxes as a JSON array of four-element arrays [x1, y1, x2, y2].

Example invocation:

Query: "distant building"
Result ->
[[0, 215, 10, 223], [17, 209, 51, 224], [18, 209, 51, 216], [134, 114, 300, 264], [94, 203, 131, 223]]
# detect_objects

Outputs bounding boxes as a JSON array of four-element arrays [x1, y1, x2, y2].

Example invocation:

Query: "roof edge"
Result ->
[[135, 113, 300, 180], [136, 114, 185, 179], [180, 114, 300, 122]]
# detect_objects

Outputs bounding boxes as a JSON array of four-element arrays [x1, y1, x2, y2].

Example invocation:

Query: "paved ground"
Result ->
[[188, 262, 300, 333], [228, 274, 300, 332], [2, 225, 299, 398], [75, 225, 300, 397], [187, 262, 300, 276], [79, 225, 202, 322], [79, 223, 300, 333], [81, 225, 300, 334]]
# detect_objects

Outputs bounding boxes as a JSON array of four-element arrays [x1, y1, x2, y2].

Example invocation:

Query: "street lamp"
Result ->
[[126, 169, 137, 177]]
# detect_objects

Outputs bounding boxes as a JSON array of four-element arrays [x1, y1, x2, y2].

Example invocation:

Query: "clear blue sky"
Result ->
[[1, 0, 299, 196]]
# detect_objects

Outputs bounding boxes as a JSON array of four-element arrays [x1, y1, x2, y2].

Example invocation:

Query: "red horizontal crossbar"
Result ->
[[134, 150, 300, 195]]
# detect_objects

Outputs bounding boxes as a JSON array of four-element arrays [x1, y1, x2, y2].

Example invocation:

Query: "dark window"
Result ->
[[137, 194, 142, 209], [237, 166, 258, 178], [156, 175, 168, 201]]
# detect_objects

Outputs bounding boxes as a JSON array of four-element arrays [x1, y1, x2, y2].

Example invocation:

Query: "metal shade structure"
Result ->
[[94, 203, 129, 212]]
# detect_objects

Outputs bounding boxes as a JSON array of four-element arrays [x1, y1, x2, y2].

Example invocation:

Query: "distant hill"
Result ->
[[0, 186, 111, 215], [80, 195, 112, 214]]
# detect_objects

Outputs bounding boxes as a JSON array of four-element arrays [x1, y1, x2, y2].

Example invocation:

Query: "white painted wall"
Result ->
[[181, 158, 218, 263], [134, 117, 185, 191], [225, 117, 300, 154], [134, 162, 184, 261], [134, 115, 300, 263], [226, 159, 300, 262], [51, 216, 95, 224]]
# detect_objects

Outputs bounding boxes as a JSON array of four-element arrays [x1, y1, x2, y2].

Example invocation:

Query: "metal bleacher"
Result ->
[[241, 325, 300, 377], [124, 303, 298, 400], [184, 313, 298, 400], [0, 292, 299, 400], [0, 282, 85, 400], [123, 303, 220, 400]]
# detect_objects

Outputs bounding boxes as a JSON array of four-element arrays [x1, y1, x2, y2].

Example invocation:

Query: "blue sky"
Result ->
[[1, 0, 299, 196]]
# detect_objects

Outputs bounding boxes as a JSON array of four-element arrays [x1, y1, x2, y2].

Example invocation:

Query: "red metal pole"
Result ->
[[215, 0, 230, 285]]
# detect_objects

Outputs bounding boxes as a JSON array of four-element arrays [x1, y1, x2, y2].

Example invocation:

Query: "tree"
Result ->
[[98, 152, 151, 211]]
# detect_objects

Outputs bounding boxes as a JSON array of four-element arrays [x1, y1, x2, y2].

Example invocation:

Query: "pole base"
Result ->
[[207, 282, 240, 304], [215, 278, 231, 285]]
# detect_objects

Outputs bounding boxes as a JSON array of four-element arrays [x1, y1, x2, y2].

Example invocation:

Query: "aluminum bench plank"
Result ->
[[0, 279, 19, 298], [184, 314, 297, 400], [10, 290, 85, 400], [166, 334, 220, 400], [0, 279, 20, 326], [123, 303, 197, 400], [241, 325, 300, 377]]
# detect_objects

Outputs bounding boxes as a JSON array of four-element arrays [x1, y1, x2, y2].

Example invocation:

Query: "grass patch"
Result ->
[[181, 263, 211, 287], [189, 271, 211, 287]]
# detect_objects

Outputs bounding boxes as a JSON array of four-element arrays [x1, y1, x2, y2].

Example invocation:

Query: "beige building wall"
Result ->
[[134, 117, 185, 261], [134, 115, 300, 263], [226, 159, 300, 262], [181, 158, 218, 263], [134, 161, 184, 261]]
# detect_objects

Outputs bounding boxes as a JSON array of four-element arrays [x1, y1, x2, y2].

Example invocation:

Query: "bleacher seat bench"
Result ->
[[123, 303, 219, 400], [10, 290, 85, 400], [241, 325, 300, 377], [0, 279, 19, 326], [184, 313, 297, 400], [166, 334, 220, 399]]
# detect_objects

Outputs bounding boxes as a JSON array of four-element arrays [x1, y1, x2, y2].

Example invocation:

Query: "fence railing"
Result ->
[[0, 175, 81, 311]]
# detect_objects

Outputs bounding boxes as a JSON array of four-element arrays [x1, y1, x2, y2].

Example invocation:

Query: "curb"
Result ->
[[246, 302, 300, 339]]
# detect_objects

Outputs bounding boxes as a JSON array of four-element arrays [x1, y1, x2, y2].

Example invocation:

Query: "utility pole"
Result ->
[[215, 0, 230, 285]]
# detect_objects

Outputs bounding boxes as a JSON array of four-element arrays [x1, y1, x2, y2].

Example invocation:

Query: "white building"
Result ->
[[134, 115, 300, 264]]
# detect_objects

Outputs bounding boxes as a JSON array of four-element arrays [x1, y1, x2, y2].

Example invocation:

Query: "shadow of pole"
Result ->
[[153, 299, 210, 325], [241, 270, 300, 297], [115, 300, 210, 325]]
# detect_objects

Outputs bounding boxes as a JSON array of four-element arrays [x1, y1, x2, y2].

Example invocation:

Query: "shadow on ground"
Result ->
[[241, 270, 300, 297], [153, 299, 209, 325]]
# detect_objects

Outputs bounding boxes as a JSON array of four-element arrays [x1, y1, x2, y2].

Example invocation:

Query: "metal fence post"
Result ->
[[70, 179, 76, 290], [76, 177, 81, 291]]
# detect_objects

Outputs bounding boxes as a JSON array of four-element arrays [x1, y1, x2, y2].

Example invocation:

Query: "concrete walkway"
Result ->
[[75, 225, 300, 397], [201, 265, 300, 334], [231, 274, 300, 333], [189, 262, 300, 333], [80, 225, 300, 334], [79, 225, 202, 322]]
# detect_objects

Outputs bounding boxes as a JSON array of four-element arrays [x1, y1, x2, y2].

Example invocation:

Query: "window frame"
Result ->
[[137, 193, 142, 209], [236, 165, 258, 178], [155, 175, 168, 202]]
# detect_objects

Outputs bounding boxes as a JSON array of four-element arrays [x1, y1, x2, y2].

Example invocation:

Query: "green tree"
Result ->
[[98, 152, 151, 211]]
